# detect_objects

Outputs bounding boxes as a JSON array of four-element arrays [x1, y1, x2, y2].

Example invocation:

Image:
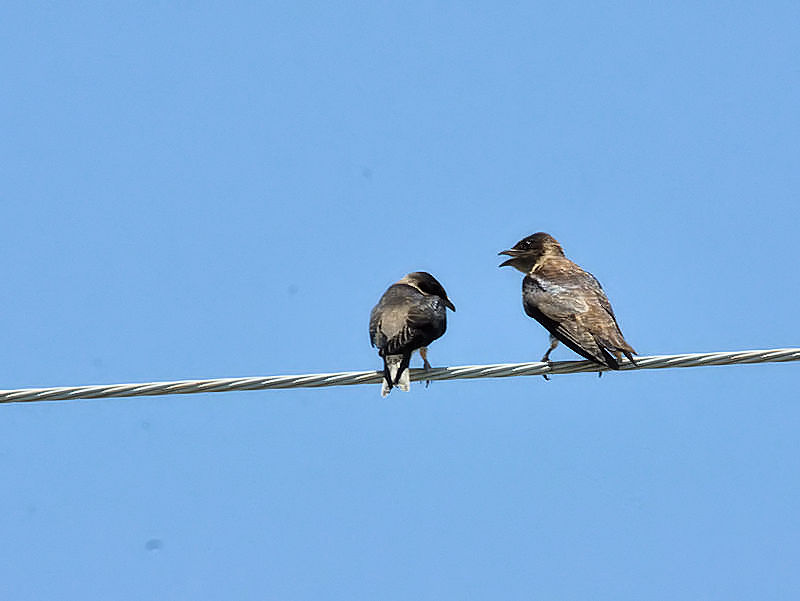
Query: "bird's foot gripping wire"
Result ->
[[540, 355, 553, 381], [539, 355, 553, 381], [540, 336, 559, 381], [420, 347, 433, 388]]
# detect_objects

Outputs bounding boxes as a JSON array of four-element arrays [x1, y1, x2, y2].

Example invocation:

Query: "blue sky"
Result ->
[[2, 2, 800, 599]]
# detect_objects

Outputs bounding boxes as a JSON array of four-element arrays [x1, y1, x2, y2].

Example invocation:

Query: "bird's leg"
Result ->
[[540, 336, 559, 381], [420, 347, 432, 388], [540, 337, 559, 362]]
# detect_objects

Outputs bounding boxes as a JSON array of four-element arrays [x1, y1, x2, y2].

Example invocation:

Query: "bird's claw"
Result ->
[[540, 356, 552, 381]]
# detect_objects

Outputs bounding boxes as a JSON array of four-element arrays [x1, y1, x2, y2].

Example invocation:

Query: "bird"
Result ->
[[499, 232, 636, 373], [369, 272, 455, 397]]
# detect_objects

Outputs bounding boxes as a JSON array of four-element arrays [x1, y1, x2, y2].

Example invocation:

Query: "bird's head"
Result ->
[[399, 272, 456, 311], [499, 232, 564, 273]]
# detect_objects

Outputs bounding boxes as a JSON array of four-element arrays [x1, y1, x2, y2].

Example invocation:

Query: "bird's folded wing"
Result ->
[[523, 273, 590, 319], [522, 272, 612, 365]]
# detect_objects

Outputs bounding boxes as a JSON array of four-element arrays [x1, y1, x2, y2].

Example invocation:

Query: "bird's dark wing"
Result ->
[[523, 272, 590, 319], [584, 271, 623, 326], [523, 275, 610, 366], [402, 295, 447, 346], [579, 271, 636, 362], [369, 305, 382, 348], [523, 261, 628, 368]]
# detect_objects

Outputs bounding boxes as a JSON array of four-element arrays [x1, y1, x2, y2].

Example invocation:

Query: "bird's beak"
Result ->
[[498, 249, 521, 268], [445, 298, 456, 312]]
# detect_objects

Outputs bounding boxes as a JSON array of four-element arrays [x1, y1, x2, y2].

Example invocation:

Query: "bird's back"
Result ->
[[370, 284, 447, 356]]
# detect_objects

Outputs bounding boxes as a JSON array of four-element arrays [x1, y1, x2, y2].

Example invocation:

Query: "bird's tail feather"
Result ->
[[381, 358, 394, 397], [621, 349, 638, 366], [595, 334, 637, 369], [597, 345, 621, 370], [394, 353, 411, 391], [381, 354, 411, 397], [395, 363, 411, 392]]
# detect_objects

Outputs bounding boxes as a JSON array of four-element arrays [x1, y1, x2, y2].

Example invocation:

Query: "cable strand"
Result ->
[[0, 347, 797, 404]]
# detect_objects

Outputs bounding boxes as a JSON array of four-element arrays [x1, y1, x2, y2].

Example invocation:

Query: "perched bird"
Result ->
[[369, 272, 455, 397], [499, 232, 636, 372]]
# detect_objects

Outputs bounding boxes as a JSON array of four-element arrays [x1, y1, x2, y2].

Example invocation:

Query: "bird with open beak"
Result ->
[[369, 272, 455, 397], [499, 232, 636, 374]]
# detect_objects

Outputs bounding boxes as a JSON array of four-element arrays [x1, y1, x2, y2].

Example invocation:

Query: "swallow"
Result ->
[[369, 272, 455, 397], [499, 232, 636, 373]]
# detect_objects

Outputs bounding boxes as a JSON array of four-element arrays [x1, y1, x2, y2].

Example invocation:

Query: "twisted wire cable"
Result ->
[[0, 347, 797, 404]]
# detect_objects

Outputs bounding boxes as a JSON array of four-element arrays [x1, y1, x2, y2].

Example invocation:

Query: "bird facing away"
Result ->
[[499, 233, 636, 371], [369, 272, 455, 397]]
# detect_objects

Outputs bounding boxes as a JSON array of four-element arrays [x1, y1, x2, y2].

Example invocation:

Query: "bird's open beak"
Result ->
[[498, 249, 521, 268], [445, 298, 456, 312]]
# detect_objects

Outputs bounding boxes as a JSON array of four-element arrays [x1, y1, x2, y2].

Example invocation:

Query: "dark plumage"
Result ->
[[499, 232, 636, 371], [369, 272, 455, 397]]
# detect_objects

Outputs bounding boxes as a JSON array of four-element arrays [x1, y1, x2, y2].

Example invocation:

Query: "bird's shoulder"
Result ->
[[375, 283, 421, 305], [531, 257, 598, 287], [523, 257, 606, 318], [527, 257, 619, 325], [534, 258, 612, 299], [375, 284, 442, 317]]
